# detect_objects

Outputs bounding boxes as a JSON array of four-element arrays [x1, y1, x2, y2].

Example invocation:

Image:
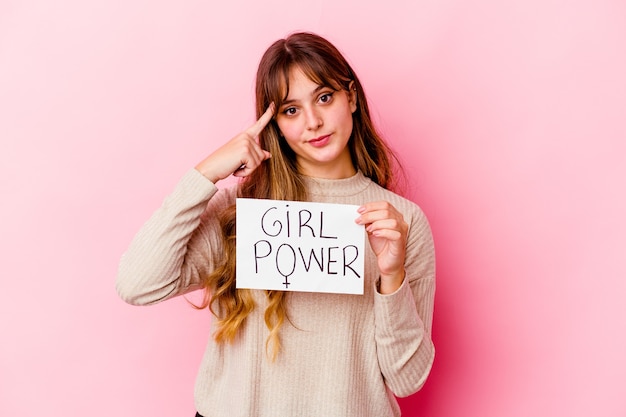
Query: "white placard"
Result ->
[[236, 198, 365, 294]]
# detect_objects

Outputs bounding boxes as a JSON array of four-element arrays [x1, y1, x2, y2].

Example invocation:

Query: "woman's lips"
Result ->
[[308, 134, 331, 147]]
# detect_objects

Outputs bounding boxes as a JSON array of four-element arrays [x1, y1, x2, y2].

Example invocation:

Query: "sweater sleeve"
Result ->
[[373, 206, 436, 397], [116, 169, 229, 305]]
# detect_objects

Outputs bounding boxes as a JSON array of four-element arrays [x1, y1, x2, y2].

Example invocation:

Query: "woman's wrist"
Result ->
[[194, 159, 222, 184], [377, 270, 405, 294]]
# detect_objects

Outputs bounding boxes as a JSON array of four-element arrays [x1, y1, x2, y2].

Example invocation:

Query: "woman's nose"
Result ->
[[304, 107, 323, 130]]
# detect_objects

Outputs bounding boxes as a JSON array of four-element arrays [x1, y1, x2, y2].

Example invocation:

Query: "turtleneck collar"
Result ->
[[301, 171, 372, 197]]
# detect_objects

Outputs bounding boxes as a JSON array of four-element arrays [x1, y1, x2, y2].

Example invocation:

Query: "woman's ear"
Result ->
[[348, 81, 358, 113]]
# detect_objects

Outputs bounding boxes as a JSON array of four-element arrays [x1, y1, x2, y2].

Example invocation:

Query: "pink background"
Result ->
[[1, 1, 625, 416]]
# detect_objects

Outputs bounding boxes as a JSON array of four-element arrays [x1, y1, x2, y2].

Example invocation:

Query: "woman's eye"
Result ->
[[283, 107, 297, 116], [319, 92, 334, 103]]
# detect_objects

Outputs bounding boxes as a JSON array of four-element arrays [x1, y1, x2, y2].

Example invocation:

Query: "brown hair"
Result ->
[[200, 32, 401, 360]]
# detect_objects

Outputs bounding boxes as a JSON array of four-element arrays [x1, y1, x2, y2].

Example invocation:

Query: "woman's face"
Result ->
[[275, 67, 357, 179]]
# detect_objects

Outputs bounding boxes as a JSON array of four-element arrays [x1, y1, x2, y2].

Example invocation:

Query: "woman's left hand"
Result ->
[[356, 201, 408, 294]]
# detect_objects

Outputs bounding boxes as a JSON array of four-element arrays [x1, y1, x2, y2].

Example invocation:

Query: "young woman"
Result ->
[[117, 32, 435, 417]]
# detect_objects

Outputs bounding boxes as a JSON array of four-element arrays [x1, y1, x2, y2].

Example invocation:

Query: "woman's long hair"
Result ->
[[200, 32, 401, 360]]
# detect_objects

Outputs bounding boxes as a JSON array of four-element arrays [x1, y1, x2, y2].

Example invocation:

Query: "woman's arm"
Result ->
[[116, 105, 275, 305], [116, 169, 228, 305], [366, 205, 436, 397]]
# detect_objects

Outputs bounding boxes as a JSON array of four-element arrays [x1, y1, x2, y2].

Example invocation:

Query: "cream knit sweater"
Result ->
[[117, 169, 435, 417]]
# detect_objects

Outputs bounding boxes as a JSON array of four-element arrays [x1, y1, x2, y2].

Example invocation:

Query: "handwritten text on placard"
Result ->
[[236, 198, 365, 294]]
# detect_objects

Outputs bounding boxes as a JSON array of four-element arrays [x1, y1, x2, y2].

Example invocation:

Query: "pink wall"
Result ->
[[1, 1, 625, 416]]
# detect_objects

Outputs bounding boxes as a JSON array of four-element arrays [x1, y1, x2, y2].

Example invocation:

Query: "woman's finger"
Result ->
[[246, 103, 275, 139]]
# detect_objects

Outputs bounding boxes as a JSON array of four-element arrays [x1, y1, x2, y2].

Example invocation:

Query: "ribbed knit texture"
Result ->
[[117, 169, 435, 417]]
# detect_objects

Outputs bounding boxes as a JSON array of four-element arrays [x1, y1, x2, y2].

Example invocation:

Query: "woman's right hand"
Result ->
[[195, 103, 275, 183]]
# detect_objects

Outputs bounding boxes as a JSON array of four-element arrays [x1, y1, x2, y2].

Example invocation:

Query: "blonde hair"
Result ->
[[200, 32, 401, 360]]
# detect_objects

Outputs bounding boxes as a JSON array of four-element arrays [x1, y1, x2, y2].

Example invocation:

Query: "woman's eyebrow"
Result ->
[[281, 85, 327, 106]]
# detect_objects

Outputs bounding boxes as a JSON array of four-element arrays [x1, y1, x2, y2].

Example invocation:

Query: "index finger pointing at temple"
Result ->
[[246, 103, 275, 138]]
